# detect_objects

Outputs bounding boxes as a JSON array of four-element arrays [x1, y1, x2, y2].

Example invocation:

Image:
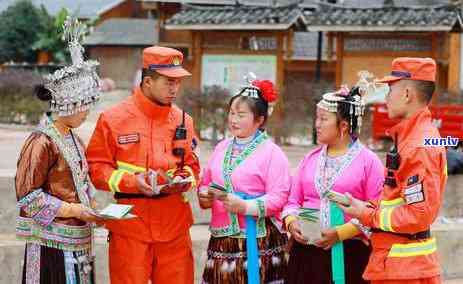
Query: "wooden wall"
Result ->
[[334, 32, 460, 96], [89, 46, 143, 89]]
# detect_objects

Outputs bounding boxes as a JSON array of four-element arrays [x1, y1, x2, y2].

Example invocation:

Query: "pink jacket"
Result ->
[[199, 138, 291, 236], [283, 144, 384, 223]]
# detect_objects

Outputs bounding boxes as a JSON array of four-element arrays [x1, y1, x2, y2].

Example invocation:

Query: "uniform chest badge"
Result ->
[[118, 133, 140, 144]]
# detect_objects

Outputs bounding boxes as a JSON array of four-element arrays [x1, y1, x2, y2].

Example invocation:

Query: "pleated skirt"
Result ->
[[201, 219, 288, 284], [22, 243, 94, 284]]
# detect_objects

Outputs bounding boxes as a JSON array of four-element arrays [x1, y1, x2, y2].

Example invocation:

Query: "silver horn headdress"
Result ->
[[44, 17, 101, 116]]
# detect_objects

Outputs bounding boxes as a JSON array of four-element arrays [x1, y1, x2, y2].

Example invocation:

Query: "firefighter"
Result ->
[[339, 57, 447, 284], [86, 46, 200, 284]]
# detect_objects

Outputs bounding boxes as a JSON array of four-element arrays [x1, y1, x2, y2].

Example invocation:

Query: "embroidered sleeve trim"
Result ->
[[18, 189, 63, 226]]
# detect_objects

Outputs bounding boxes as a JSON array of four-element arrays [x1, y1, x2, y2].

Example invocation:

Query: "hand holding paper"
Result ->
[[144, 168, 194, 196], [325, 190, 350, 206], [207, 182, 228, 200], [314, 228, 339, 250], [287, 220, 308, 245], [78, 205, 105, 223], [297, 208, 322, 244], [198, 188, 214, 209], [135, 172, 155, 197], [337, 192, 369, 219], [159, 174, 194, 195]]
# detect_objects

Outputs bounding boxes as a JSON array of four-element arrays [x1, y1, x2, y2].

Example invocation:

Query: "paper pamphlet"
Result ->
[[96, 204, 135, 220], [159, 175, 195, 195], [298, 208, 322, 244]]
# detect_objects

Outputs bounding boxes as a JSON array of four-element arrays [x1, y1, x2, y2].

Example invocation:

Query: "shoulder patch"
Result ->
[[404, 182, 425, 205]]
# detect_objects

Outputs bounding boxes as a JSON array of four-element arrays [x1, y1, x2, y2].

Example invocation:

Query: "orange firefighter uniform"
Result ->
[[86, 46, 199, 284], [359, 58, 447, 284]]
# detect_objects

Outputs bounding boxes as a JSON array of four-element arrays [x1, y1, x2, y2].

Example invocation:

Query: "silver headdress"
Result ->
[[44, 17, 101, 116], [234, 72, 278, 116], [317, 84, 366, 135], [235, 72, 260, 100]]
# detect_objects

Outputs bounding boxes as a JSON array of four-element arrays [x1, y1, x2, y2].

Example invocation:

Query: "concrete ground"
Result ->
[[1, 89, 463, 283]]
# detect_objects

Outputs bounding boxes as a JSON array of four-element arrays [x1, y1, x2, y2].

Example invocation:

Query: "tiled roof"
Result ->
[[238, 0, 300, 6], [139, 0, 450, 8], [165, 5, 305, 30], [139, 0, 235, 4], [84, 18, 158, 46], [304, 5, 460, 31], [163, 0, 461, 31], [139, 0, 305, 6], [338, 0, 450, 8], [0, 0, 123, 19]]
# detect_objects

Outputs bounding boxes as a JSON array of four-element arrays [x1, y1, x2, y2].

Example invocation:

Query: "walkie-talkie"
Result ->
[[384, 133, 400, 187], [172, 111, 187, 168]]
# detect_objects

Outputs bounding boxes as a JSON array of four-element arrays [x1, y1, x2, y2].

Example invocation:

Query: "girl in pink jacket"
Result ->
[[198, 76, 291, 284], [283, 87, 384, 284]]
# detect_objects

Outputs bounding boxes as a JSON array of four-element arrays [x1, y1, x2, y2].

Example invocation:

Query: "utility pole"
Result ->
[[312, 31, 323, 145]]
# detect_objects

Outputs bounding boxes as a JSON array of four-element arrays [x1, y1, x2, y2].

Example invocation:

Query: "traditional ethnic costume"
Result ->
[[283, 88, 384, 284], [200, 77, 290, 284], [15, 17, 101, 284]]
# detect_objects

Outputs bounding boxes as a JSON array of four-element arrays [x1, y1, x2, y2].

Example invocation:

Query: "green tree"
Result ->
[[0, 0, 46, 63], [32, 8, 69, 63]]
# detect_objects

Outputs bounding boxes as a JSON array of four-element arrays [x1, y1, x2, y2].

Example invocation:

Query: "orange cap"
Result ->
[[142, 46, 191, 78], [376, 57, 436, 84]]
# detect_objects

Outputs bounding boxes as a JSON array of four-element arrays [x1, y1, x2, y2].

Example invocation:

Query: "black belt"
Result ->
[[113, 192, 168, 199], [370, 228, 431, 240]]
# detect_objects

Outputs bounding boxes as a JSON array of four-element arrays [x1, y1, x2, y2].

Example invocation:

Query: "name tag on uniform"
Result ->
[[404, 182, 425, 205], [118, 133, 140, 144]]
